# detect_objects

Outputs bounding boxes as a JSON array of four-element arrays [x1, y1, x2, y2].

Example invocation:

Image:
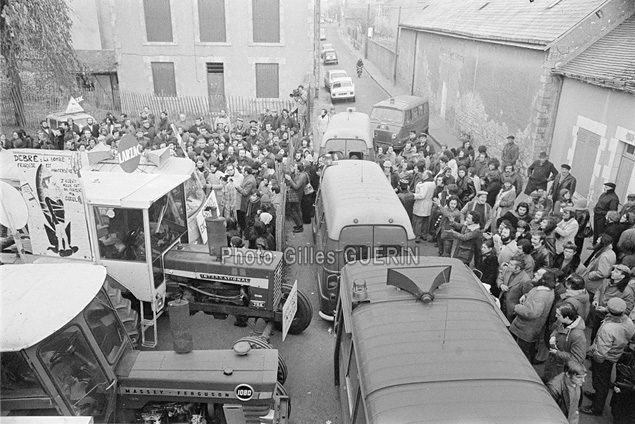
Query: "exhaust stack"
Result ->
[[205, 212, 226, 259]]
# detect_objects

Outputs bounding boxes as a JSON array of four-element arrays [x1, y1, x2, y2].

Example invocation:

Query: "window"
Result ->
[[148, 186, 187, 261], [151, 62, 177, 96], [252, 0, 280, 43], [143, 0, 173, 42], [93, 207, 146, 262], [370, 107, 404, 124], [198, 0, 226, 42], [255, 63, 279, 98], [38, 326, 112, 419], [84, 291, 125, 364]]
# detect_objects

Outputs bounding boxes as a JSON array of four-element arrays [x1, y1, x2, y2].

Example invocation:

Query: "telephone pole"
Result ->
[[364, 3, 370, 59]]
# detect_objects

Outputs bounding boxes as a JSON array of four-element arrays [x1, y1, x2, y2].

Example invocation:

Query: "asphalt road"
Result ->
[[318, 24, 389, 116]]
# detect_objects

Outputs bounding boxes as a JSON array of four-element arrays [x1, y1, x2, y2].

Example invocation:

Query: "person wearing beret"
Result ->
[[549, 164, 577, 205], [593, 182, 621, 243], [524, 151, 559, 196]]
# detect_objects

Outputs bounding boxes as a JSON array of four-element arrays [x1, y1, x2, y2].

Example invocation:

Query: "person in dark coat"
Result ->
[[524, 152, 558, 196], [477, 239, 499, 296], [547, 360, 586, 424], [548, 164, 577, 205], [611, 347, 635, 424], [593, 182, 620, 243], [573, 199, 591, 257]]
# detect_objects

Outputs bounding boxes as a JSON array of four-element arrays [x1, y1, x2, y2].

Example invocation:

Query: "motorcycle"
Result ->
[[356, 65, 363, 77]]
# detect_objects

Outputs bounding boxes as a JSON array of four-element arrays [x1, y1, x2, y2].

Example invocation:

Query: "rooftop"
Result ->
[[400, 0, 609, 49], [554, 13, 635, 94]]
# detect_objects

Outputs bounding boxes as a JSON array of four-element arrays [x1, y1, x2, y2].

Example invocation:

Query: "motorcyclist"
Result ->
[[356, 59, 364, 77]]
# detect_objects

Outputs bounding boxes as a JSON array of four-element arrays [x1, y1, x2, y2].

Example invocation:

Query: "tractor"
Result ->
[[0, 263, 290, 423]]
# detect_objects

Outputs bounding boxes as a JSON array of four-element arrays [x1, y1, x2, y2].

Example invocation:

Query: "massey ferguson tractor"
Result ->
[[0, 263, 291, 423]]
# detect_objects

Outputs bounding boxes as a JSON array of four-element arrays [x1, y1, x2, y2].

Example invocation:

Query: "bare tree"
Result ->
[[1, 0, 80, 126]]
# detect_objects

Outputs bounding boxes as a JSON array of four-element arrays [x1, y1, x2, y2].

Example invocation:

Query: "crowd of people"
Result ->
[[3, 101, 635, 422], [0, 90, 318, 252], [377, 130, 635, 422]]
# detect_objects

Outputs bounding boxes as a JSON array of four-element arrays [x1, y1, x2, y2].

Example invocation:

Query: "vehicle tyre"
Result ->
[[275, 284, 313, 335], [234, 336, 288, 385], [105, 280, 140, 347]]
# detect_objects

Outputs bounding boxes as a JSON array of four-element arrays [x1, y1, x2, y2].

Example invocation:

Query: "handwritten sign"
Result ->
[[13, 150, 92, 260]]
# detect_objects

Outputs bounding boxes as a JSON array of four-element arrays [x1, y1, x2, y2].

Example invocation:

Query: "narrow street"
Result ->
[[318, 23, 390, 116]]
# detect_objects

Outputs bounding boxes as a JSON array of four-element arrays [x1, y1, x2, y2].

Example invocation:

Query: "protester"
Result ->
[[547, 360, 586, 424], [582, 298, 635, 416]]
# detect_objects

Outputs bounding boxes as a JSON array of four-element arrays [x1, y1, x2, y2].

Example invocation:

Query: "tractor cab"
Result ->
[[82, 170, 191, 347], [1, 263, 291, 424], [1, 264, 131, 422]]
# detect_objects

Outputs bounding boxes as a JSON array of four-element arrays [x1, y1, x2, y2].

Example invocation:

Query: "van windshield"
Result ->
[[370, 107, 403, 124]]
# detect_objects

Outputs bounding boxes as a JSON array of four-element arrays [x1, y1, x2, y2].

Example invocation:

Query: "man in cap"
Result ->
[[554, 207, 580, 254], [382, 161, 399, 191], [524, 152, 558, 196], [581, 297, 635, 416], [549, 164, 577, 205], [501, 135, 520, 168], [589, 264, 634, 340], [461, 190, 493, 232], [593, 182, 620, 243]]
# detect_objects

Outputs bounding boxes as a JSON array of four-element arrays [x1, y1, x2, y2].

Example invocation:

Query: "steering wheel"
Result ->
[[122, 224, 143, 260], [51, 332, 80, 364]]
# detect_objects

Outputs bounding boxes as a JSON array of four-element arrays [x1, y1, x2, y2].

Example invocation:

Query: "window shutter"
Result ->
[[199, 0, 227, 42], [143, 0, 173, 42], [151, 62, 177, 96], [252, 0, 280, 43], [255, 63, 279, 98]]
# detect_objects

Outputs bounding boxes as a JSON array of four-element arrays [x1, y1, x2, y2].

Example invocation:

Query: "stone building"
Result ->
[[393, 0, 634, 169], [551, 14, 635, 204]]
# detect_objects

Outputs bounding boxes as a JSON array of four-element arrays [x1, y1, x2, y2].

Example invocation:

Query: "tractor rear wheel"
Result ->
[[275, 284, 313, 335], [104, 280, 140, 347], [234, 336, 288, 385]]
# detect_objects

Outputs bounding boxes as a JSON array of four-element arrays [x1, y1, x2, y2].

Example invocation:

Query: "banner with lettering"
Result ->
[[12, 150, 93, 260]]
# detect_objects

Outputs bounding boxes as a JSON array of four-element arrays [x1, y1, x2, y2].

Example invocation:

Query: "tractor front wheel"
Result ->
[[233, 336, 288, 385], [275, 284, 313, 335]]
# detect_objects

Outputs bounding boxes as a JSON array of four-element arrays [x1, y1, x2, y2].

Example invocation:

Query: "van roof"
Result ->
[[320, 161, 415, 239], [321, 111, 372, 146], [372, 95, 428, 111], [340, 259, 566, 423], [1, 263, 107, 352]]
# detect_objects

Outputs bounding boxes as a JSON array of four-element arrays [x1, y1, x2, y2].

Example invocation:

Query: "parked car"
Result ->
[[320, 43, 334, 58], [323, 49, 338, 65], [324, 70, 350, 92], [330, 77, 355, 102], [320, 28, 326, 40]]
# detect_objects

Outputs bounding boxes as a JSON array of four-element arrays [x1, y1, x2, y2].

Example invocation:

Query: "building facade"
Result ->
[[393, 0, 634, 170], [68, 0, 315, 101], [551, 15, 635, 205]]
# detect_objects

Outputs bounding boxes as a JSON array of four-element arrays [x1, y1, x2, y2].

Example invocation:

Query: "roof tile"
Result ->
[[554, 14, 635, 93], [400, 0, 608, 48]]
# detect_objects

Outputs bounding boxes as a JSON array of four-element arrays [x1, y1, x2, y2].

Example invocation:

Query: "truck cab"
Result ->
[[0, 263, 290, 423]]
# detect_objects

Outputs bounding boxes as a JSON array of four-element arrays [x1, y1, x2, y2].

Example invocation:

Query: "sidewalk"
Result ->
[[334, 28, 463, 149]]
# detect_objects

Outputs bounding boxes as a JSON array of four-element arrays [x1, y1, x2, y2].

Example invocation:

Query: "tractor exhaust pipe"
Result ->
[[205, 215, 227, 260]]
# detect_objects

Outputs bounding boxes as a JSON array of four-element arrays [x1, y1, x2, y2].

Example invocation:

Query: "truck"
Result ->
[[0, 146, 312, 349], [0, 263, 290, 423]]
